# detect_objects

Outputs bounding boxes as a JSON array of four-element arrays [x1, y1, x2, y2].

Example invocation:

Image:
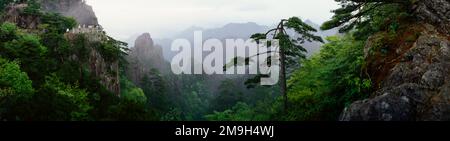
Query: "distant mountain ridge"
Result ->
[[147, 20, 338, 61], [175, 22, 270, 40]]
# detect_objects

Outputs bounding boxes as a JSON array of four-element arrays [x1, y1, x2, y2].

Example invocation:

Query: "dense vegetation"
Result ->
[[286, 35, 370, 120], [0, 0, 416, 121], [0, 0, 156, 121]]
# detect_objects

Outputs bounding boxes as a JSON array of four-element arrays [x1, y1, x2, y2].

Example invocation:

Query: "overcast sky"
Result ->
[[86, 0, 339, 40]]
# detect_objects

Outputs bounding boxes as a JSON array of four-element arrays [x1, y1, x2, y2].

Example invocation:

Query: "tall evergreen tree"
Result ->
[[227, 17, 323, 112]]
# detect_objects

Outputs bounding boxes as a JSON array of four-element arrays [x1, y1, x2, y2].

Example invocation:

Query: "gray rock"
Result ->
[[40, 0, 99, 26], [414, 0, 450, 34], [126, 33, 170, 85], [341, 24, 450, 121]]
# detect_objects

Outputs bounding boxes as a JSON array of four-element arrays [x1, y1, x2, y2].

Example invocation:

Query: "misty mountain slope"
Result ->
[[127, 33, 170, 85], [125, 21, 338, 101], [153, 22, 270, 61], [152, 21, 337, 61], [175, 22, 270, 40]]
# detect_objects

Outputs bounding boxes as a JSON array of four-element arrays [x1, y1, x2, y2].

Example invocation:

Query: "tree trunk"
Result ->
[[278, 23, 288, 112], [279, 47, 288, 112]]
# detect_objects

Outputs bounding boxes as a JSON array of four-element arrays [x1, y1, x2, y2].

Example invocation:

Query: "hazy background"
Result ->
[[85, 0, 339, 40]]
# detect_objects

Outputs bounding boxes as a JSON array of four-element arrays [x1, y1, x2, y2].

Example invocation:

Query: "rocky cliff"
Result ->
[[41, 0, 119, 95], [341, 0, 450, 121], [1, 3, 41, 29], [2, 1, 120, 96], [40, 0, 98, 25], [65, 30, 121, 96], [127, 33, 168, 85], [414, 0, 450, 34]]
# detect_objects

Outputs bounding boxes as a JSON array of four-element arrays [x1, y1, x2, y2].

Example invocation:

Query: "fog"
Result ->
[[85, 0, 339, 40]]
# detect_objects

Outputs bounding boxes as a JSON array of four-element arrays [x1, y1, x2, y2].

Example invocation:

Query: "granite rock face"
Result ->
[[414, 0, 450, 34], [43, 0, 120, 95], [3, 2, 119, 96], [2, 0, 99, 28], [127, 33, 168, 85], [340, 0, 450, 121], [1, 4, 41, 29], [341, 24, 450, 121], [40, 0, 98, 25]]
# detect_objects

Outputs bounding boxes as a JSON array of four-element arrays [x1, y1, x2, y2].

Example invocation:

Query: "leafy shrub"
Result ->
[[286, 34, 371, 120]]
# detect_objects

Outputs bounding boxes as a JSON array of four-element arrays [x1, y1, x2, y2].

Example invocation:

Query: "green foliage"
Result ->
[[23, 0, 41, 15], [3, 33, 47, 57], [122, 87, 146, 104], [114, 74, 160, 121], [205, 102, 275, 121], [0, 22, 18, 40], [140, 69, 169, 113], [285, 17, 323, 43], [97, 36, 128, 62], [242, 16, 324, 112], [166, 75, 212, 121], [0, 4, 147, 121], [0, 0, 14, 12], [205, 79, 280, 121], [183, 90, 209, 120], [0, 22, 47, 82], [321, 0, 412, 40], [211, 79, 244, 111], [33, 13, 76, 84], [160, 107, 183, 121], [36, 74, 92, 121], [0, 0, 396, 121], [232, 17, 323, 88], [120, 76, 147, 104], [286, 34, 371, 120], [0, 58, 34, 120], [253, 17, 323, 64], [0, 58, 34, 95], [205, 102, 253, 121], [40, 12, 77, 33]]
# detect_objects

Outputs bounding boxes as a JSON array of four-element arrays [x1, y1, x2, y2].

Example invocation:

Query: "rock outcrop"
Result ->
[[127, 33, 168, 85], [40, 0, 98, 25], [341, 0, 450, 121], [2, 2, 120, 96], [413, 0, 450, 34], [38, 0, 119, 95], [341, 25, 450, 121], [1, 4, 41, 29], [65, 29, 121, 96]]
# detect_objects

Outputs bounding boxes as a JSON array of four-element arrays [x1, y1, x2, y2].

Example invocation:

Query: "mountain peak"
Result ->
[[139, 33, 152, 39], [223, 22, 261, 28], [135, 33, 154, 48]]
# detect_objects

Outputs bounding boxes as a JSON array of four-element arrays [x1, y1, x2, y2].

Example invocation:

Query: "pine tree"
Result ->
[[321, 0, 413, 33], [227, 17, 323, 112]]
